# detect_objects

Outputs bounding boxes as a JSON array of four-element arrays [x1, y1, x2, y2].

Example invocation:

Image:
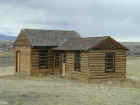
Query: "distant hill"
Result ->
[[122, 42, 140, 45], [121, 42, 140, 56], [0, 34, 16, 41]]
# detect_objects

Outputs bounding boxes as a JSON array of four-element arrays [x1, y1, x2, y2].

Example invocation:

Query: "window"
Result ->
[[55, 53, 60, 68], [75, 52, 80, 70], [39, 50, 48, 69], [105, 52, 115, 72], [63, 54, 67, 63]]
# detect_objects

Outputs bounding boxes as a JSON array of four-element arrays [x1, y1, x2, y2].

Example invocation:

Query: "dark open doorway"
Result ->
[[16, 51, 20, 72]]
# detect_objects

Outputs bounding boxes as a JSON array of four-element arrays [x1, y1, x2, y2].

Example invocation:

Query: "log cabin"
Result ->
[[14, 28, 128, 82]]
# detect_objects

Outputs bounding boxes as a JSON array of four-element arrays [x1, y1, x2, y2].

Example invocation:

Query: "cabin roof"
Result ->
[[54, 36, 129, 51], [21, 28, 80, 46], [54, 37, 107, 50], [14, 28, 128, 51]]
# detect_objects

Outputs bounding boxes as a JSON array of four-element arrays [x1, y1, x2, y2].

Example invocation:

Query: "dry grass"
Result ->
[[0, 74, 139, 105], [0, 67, 14, 76], [127, 57, 140, 79], [0, 50, 14, 57]]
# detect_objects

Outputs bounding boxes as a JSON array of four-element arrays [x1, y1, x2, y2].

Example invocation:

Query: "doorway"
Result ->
[[16, 51, 21, 72], [55, 53, 66, 76], [61, 53, 66, 76]]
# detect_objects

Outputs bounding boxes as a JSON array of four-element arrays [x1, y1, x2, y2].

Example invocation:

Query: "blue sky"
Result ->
[[0, 0, 140, 42]]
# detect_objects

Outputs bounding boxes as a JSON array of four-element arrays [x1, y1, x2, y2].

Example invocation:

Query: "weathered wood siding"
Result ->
[[88, 50, 126, 82], [15, 47, 31, 75], [14, 46, 127, 82], [14, 30, 31, 75], [80, 52, 88, 82], [65, 52, 88, 82], [31, 48, 58, 76], [65, 52, 75, 79], [14, 31, 30, 46], [65, 50, 126, 82], [92, 37, 128, 50]]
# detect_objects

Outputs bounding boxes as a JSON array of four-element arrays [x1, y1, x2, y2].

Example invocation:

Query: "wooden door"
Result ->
[[61, 54, 66, 76], [16, 51, 20, 72]]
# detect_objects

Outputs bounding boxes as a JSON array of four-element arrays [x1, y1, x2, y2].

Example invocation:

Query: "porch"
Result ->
[[31, 47, 66, 76]]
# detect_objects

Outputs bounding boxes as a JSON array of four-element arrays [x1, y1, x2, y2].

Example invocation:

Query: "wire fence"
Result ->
[[0, 56, 14, 67]]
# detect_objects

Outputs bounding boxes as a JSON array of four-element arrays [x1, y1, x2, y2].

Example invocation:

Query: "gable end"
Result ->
[[14, 30, 31, 47], [89, 37, 129, 51]]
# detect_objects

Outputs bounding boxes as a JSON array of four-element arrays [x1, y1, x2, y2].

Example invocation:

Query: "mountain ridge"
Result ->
[[121, 42, 140, 56], [0, 34, 16, 41]]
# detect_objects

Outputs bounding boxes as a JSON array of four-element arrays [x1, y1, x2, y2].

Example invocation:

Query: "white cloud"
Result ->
[[0, 0, 140, 41]]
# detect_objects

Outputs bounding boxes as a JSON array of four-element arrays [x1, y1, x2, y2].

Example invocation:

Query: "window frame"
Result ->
[[63, 53, 67, 63], [39, 50, 48, 69], [55, 52, 60, 69], [75, 51, 81, 71], [105, 52, 115, 73]]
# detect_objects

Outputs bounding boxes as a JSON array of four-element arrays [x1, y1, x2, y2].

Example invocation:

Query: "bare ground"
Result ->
[[0, 56, 139, 105]]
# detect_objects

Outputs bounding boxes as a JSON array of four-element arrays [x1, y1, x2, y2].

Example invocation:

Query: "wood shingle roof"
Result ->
[[54, 36, 128, 51], [54, 37, 107, 51], [14, 28, 128, 51], [22, 29, 80, 46]]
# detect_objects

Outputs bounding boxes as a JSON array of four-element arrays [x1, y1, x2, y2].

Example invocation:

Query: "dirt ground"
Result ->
[[0, 55, 139, 105]]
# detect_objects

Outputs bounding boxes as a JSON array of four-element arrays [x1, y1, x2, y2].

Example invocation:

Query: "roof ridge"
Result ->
[[85, 36, 110, 38], [22, 28, 76, 32]]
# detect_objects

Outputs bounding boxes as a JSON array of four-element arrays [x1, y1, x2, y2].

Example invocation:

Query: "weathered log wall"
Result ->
[[14, 47, 31, 75], [31, 47, 58, 76], [80, 52, 88, 82], [65, 52, 88, 82], [88, 50, 126, 82], [64, 50, 126, 82], [65, 52, 75, 79], [14, 46, 127, 82]]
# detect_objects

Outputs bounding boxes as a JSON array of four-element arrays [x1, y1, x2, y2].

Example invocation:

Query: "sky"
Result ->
[[0, 0, 140, 42]]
